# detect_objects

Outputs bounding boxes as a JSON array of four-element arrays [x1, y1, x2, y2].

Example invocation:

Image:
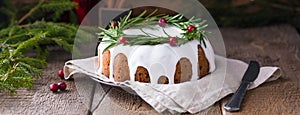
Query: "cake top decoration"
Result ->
[[97, 10, 209, 53]]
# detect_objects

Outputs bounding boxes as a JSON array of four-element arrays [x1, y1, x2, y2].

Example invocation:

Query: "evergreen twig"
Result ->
[[0, 0, 79, 95], [18, 0, 45, 24], [98, 10, 209, 53]]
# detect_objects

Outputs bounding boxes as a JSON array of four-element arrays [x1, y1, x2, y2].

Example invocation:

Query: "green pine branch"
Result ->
[[0, 0, 80, 95]]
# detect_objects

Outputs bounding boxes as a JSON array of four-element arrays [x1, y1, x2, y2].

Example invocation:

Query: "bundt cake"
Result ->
[[97, 11, 215, 84]]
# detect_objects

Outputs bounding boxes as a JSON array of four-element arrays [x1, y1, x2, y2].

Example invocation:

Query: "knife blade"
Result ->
[[224, 60, 260, 112]]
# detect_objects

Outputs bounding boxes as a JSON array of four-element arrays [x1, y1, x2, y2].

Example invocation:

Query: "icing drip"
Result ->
[[98, 25, 215, 84]]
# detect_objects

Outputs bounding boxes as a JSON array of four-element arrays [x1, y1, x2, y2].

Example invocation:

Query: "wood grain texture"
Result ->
[[220, 25, 300, 115], [0, 49, 88, 114], [93, 87, 159, 115], [0, 25, 299, 114], [93, 25, 300, 114]]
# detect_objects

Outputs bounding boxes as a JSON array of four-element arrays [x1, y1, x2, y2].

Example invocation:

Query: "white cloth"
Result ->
[[64, 55, 281, 114]]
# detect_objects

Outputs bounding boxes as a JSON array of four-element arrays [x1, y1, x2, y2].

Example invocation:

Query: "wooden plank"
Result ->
[[94, 25, 300, 115], [1, 25, 299, 114], [220, 25, 300, 114], [0, 49, 89, 114], [93, 87, 159, 114], [93, 87, 222, 114], [73, 74, 112, 112], [191, 103, 222, 115]]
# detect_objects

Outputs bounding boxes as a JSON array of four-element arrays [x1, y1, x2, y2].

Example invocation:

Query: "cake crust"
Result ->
[[174, 58, 193, 84], [158, 76, 169, 84], [198, 45, 210, 78], [102, 50, 111, 77], [113, 53, 130, 82], [135, 66, 151, 83]]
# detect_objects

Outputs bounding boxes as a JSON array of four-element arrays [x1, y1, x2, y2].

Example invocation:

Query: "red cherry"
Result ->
[[49, 83, 59, 92], [169, 37, 177, 46], [158, 18, 167, 27], [110, 21, 118, 28], [187, 25, 196, 32], [119, 36, 128, 44], [58, 69, 64, 79], [58, 81, 67, 91]]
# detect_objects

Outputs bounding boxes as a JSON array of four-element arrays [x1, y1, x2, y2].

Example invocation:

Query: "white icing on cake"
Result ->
[[98, 25, 215, 84]]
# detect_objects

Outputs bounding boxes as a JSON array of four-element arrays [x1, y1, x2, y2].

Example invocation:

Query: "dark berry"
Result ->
[[58, 81, 67, 91], [49, 83, 59, 92], [169, 37, 177, 46], [58, 69, 64, 79], [119, 36, 128, 44], [158, 18, 167, 27], [110, 21, 118, 28], [187, 25, 196, 32]]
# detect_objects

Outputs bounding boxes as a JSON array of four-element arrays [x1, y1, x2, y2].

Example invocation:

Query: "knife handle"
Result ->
[[224, 81, 250, 111]]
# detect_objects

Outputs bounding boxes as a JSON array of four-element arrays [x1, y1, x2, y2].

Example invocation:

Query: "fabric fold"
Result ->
[[63, 55, 281, 114]]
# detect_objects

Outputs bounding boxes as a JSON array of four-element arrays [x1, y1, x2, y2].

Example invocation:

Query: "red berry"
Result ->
[[58, 81, 67, 91], [169, 37, 177, 46], [158, 18, 167, 27], [110, 21, 118, 28], [58, 69, 64, 79], [119, 36, 128, 44], [49, 83, 59, 92], [187, 25, 196, 32]]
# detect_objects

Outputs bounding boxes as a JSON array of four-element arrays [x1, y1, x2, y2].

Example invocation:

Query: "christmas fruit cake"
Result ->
[[97, 10, 215, 84]]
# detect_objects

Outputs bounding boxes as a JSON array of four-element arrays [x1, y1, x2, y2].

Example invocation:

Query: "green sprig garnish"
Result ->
[[97, 10, 209, 53]]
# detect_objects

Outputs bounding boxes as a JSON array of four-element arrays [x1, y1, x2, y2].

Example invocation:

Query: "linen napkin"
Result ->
[[63, 55, 281, 114]]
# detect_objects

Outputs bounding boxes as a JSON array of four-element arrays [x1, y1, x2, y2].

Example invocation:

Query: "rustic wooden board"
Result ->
[[0, 49, 89, 114], [92, 87, 222, 115], [220, 25, 300, 114], [0, 25, 299, 114]]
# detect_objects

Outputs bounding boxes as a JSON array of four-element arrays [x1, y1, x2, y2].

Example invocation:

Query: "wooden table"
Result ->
[[0, 25, 299, 114]]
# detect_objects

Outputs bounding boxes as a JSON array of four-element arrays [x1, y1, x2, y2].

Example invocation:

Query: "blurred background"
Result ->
[[1, 0, 299, 29]]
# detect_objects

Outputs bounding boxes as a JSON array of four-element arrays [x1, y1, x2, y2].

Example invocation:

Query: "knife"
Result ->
[[224, 61, 260, 112]]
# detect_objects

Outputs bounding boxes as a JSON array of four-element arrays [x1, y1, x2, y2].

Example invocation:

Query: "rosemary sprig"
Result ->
[[98, 10, 209, 53]]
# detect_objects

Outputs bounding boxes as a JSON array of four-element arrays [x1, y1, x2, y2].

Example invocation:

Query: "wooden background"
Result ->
[[0, 25, 299, 114]]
